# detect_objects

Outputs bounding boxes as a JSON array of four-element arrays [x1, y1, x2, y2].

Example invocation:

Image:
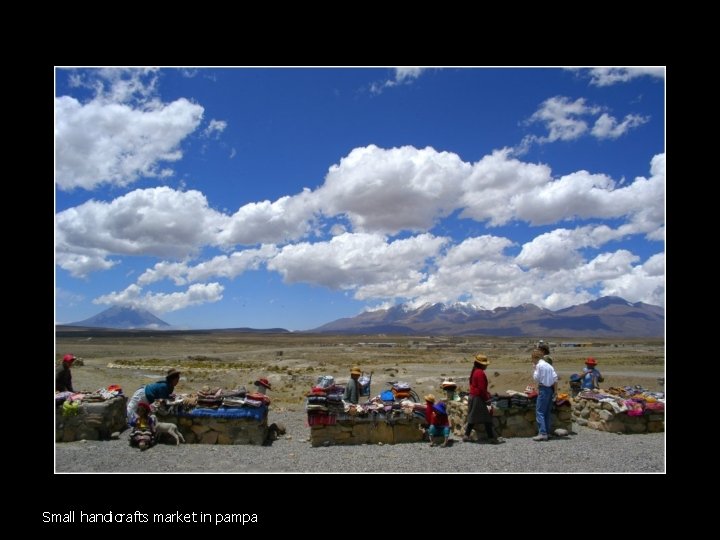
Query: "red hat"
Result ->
[[62, 354, 76, 364], [585, 357, 597, 366], [254, 378, 272, 390], [137, 402, 151, 412]]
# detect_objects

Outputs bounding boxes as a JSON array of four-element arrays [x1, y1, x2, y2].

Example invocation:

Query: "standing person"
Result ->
[[56, 354, 76, 392], [343, 366, 362, 404], [126, 368, 181, 421], [428, 401, 451, 447], [580, 358, 603, 390], [531, 348, 558, 441], [537, 342, 553, 365], [463, 354, 503, 444]]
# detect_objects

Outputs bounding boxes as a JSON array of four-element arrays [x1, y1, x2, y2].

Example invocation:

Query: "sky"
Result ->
[[55, 67, 665, 331]]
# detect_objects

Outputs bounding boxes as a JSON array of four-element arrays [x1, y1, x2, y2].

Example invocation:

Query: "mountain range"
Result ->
[[310, 296, 664, 337]]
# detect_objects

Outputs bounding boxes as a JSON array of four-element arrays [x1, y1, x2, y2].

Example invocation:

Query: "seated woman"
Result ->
[[128, 402, 157, 450], [580, 358, 603, 390]]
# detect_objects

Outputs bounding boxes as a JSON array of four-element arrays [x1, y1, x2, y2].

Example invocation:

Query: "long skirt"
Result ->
[[466, 395, 492, 424]]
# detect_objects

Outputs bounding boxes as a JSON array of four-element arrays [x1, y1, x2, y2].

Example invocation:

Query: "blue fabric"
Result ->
[[581, 368, 602, 389], [429, 425, 450, 437], [181, 405, 267, 421], [144, 381, 173, 402], [535, 385, 554, 435]]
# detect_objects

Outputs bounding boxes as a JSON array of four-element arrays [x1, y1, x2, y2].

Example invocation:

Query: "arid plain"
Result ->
[[56, 330, 665, 405]]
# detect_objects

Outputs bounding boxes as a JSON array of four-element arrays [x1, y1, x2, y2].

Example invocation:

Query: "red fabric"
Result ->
[[469, 368, 491, 401], [430, 411, 450, 427], [425, 402, 434, 424]]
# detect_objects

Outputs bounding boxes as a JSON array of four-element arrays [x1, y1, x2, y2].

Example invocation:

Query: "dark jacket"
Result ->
[[56, 366, 74, 392]]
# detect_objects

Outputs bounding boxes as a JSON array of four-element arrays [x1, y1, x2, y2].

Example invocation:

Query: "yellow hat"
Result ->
[[424, 394, 436, 403], [474, 354, 490, 366], [350, 366, 362, 375]]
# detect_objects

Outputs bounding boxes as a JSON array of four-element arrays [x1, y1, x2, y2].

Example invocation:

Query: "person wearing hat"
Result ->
[[254, 378, 272, 395], [463, 354, 503, 444], [580, 358, 603, 390], [126, 368, 182, 422], [423, 394, 436, 424], [428, 401, 451, 447], [532, 348, 558, 441], [128, 401, 157, 450], [537, 342, 553, 365], [56, 354, 76, 392], [441, 378, 460, 401], [343, 366, 363, 404]]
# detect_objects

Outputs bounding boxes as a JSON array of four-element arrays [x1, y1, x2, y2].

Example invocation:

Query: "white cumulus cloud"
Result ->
[[267, 232, 447, 290], [56, 96, 204, 190], [94, 282, 224, 314], [316, 145, 468, 234], [370, 67, 426, 94], [56, 187, 227, 276], [138, 245, 279, 286], [591, 113, 649, 139], [586, 67, 665, 86]]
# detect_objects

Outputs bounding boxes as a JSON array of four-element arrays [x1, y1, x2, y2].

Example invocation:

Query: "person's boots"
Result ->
[[441, 436, 450, 447]]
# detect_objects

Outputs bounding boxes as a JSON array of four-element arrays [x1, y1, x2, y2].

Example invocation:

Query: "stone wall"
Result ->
[[56, 396, 127, 442], [166, 414, 269, 445], [571, 398, 664, 433], [446, 400, 572, 440], [309, 415, 425, 447]]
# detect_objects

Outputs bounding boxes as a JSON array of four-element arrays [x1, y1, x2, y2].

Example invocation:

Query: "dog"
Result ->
[[155, 422, 185, 445]]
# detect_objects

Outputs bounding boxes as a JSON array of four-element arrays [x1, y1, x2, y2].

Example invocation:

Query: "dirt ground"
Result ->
[[55, 330, 665, 405]]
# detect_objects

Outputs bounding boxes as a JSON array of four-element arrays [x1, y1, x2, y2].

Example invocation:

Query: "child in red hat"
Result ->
[[580, 358, 603, 390]]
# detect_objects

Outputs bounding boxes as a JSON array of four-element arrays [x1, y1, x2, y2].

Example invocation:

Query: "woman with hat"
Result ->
[[254, 378, 272, 395], [343, 366, 363, 404], [441, 378, 460, 401], [126, 368, 182, 422], [428, 401, 451, 447], [56, 354, 76, 392], [463, 354, 503, 444], [580, 358, 603, 390]]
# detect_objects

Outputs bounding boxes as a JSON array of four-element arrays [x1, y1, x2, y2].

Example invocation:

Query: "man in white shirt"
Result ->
[[531, 348, 558, 441]]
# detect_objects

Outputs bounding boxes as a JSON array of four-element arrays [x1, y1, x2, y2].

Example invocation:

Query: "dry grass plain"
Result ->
[[56, 330, 665, 408]]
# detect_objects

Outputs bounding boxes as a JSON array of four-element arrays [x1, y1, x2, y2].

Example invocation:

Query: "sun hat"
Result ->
[[62, 354, 76, 364], [433, 402, 448, 415], [424, 393, 436, 403], [474, 354, 490, 366], [166, 368, 181, 379], [441, 378, 457, 389], [254, 378, 272, 390], [585, 358, 597, 366], [350, 366, 362, 375]]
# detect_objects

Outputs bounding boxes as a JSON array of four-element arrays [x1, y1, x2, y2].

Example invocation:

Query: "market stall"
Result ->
[[155, 386, 270, 445], [571, 386, 664, 433], [55, 387, 127, 442], [306, 377, 426, 447]]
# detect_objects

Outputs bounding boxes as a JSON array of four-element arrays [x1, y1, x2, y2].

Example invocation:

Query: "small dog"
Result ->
[[155, 422, 185, 445]]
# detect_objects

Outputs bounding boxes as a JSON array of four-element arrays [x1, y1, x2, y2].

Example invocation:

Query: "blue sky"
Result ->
[[55, 67, 665, 330]]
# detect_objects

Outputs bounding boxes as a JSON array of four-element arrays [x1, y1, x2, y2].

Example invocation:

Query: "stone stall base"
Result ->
[[571, 397, 664, 433], [446, 400, 572, 441], [56, 396, 128, 442], [310, 415, 425, 447], [169, 413, 269, 445]]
